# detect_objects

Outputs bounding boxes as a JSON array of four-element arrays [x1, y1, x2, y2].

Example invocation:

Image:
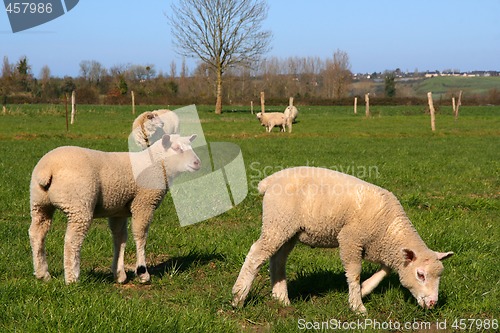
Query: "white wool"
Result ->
[[256, 112, 287, 132], [283, 105, 298, 132], [233, 167, 453, 313], [29, 134, 200, 284], [132, 110, 180, 150]]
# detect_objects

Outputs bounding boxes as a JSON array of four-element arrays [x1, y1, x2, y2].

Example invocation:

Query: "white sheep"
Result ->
[[29, 134, 201, 284], [283, 105, 298, 133], [256, 112, 287, 132], [153, 109, 180, 135], [232, 167, 453, 313], [131, 109, 180, 150]]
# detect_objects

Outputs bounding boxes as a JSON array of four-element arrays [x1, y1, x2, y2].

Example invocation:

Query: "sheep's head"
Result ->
[[143, 111, 164, 133], [160, 134, 201, 175], [256, 112, 265, 125], [398, 248, 453, 309]]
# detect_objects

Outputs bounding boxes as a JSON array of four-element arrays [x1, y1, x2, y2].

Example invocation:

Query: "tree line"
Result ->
[[1, 51, 354, 106], [1, 54, 498, 107]]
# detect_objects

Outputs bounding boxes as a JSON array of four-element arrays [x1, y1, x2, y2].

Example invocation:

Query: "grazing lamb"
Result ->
[[283, 105, 298, 132], [256, 112, 287, 132], [29, 134, 201, 284], [132, 109, 180, 150], [232, 167, 453, 313]]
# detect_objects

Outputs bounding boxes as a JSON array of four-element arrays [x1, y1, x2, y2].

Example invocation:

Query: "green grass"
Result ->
[[0, 104, 499, 332], [415, 76, 500, 98]]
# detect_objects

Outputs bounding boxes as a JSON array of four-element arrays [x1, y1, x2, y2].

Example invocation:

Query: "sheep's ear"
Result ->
[[402, 248, 416, 266], [188, 134, 197, 142], [436, 251, 454, 261], [162, 134, 172, 149]]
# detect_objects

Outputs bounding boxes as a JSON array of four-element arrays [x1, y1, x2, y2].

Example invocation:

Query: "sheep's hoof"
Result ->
[[272, 293, 291, 306], [116, 272, 127, 284], [231, 296, 244, 309], [65, 278, 78, 285], [136, 266, 150, 284], [281, 298, 291, 306], [35, 272, 51, 282], [352, 305, 367, 315]]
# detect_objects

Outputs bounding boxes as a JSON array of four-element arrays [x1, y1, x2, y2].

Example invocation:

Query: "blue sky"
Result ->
[[1, 0, 499, 78]]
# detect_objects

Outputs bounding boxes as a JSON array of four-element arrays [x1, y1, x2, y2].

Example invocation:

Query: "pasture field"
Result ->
[[414, 76, 500, 99], [0, 104, 498, 332]]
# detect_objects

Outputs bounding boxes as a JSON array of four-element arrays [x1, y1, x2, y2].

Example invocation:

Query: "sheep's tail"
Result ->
[[258, 171, 284, 195], [32, 163, 53, 192], [257, 179, 269, 195]]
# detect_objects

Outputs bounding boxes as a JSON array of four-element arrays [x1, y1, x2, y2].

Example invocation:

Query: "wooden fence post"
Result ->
[[250, 101, 254, 114], [260, 91, 265, 113], [131, 91, 135, 115], [65, 93, 69, 132], [455, 90, 462, 120], [1, 95, 6, 114], [70, 90, 76, 124], [427, 92, 436, 131], [354, 97, 358, 114], [365, 93, 370, 117]]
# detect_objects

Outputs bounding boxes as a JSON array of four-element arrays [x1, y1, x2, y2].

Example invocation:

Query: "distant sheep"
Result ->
[[256, 112, 287, 132], [232, 167, 453, 313], [132, 110, 180, 150], [283, 105, 298, 132], [29, 134, 201, 284], [153, 109, 180, 135]]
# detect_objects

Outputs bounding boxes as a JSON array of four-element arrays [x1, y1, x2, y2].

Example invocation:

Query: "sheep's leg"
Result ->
[[108, 217, 128, 284], [63, 211, 93, 284], [270, 237, 297, 305], [232, 238, 270, 307], [268, 123, 274, 132], [361, 265, 391, 298], [29, 204, 55, 281], [338, 234, 366, 314], [232, 233, 294, 307], [131, 210, 153, 283]]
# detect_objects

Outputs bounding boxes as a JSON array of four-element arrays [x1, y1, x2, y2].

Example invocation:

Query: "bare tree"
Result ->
[[169, 0, 272, 114], [79, 60, 106, 86], [323, 50, 352, 99], [169, 60, 177, 78], [1, 56, 13, 79]]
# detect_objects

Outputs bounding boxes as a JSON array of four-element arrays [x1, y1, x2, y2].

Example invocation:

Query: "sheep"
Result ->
[[153, 109, 180, 135], [131, 111, 165, 150], [283, 105, 298, 133], [256, 112, 287, 132], [29, 134, 201, 284], [232, 167, 453, 313], [131, 109, 180, 150]]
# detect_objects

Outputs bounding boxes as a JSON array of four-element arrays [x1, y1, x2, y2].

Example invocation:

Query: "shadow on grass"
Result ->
[[148, 249, 225, 279], [287, 269, 404, 303], [86, 249, 225, 284]]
